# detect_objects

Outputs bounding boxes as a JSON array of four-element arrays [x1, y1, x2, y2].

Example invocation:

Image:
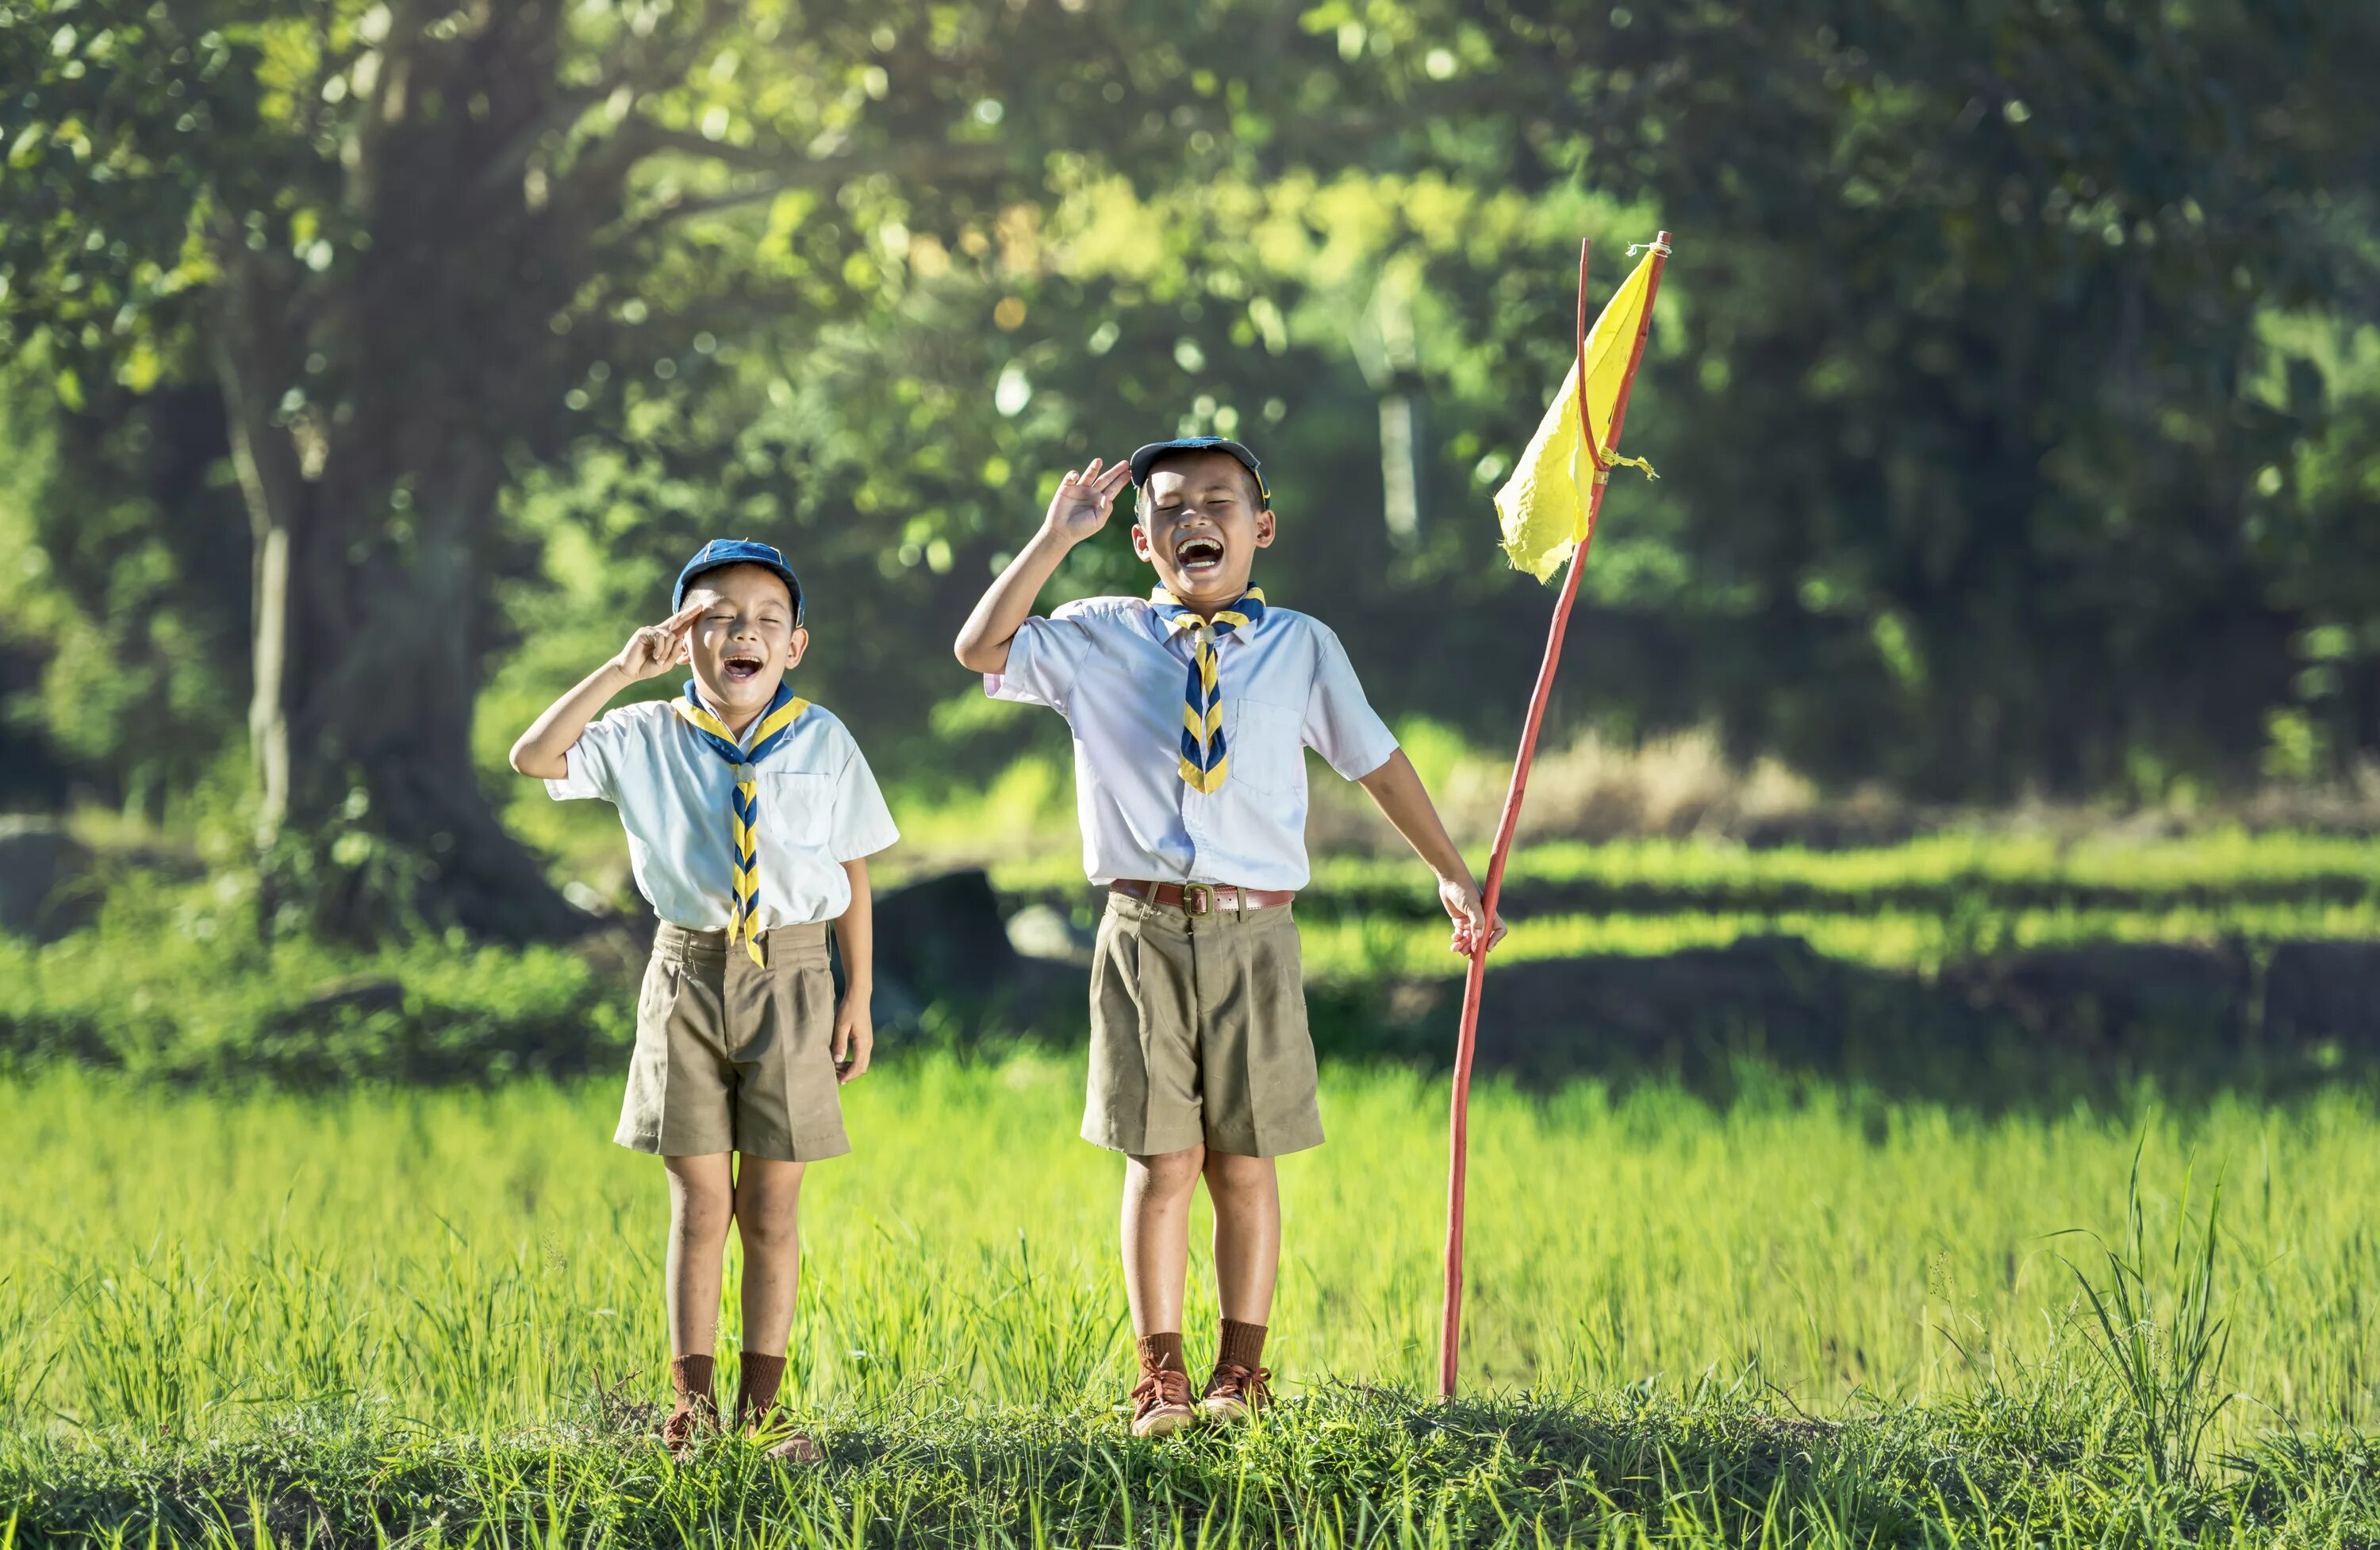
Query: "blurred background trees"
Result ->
[[3, 0, 2377, 938]]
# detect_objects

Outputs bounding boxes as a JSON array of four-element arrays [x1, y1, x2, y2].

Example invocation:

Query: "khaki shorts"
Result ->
[[614, 922, 851, 1162], [1084, 892, 1323, 1158]]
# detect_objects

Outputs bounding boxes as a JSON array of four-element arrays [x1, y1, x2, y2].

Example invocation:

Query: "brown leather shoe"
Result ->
[[1200, 1362, 1272, 1421], [743, 1399, 824, 1466], [660, 1394, 720, 1460], [731, 1352, 820, 1464], [1130, 1366, 1196, 1437], [759, 1427, 823, 1465]]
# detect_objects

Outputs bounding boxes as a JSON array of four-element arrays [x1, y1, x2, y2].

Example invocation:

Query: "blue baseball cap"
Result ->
[[1127, 437, 1270, 506], [673, 539, 804, 624]]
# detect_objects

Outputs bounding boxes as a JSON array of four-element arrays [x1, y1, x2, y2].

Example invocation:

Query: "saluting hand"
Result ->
[[612, 600, 704, 681], [1041, 456, 1133, 548]]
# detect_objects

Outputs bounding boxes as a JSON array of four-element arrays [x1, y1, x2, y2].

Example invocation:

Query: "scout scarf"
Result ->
[[1148, 586, 1266, 794], [670, 679, 810, 964]]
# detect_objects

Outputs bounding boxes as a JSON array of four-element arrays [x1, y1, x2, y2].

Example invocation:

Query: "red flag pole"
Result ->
[[1438, 232, 1671, 1401]]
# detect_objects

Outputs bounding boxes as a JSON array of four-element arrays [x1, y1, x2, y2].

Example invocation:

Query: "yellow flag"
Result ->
[[1495, 247, 1660, 582]]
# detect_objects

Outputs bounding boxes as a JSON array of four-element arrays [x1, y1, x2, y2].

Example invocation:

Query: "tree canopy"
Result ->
[[3, 0, 2376, 935]]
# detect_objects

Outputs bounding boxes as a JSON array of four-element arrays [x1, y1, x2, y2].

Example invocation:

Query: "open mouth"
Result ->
[[722, 653, 766, 683], [1173, 534, 1226, 577]]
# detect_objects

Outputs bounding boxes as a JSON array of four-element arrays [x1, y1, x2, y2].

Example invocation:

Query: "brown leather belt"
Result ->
[[1110, 880, 1296, 917]]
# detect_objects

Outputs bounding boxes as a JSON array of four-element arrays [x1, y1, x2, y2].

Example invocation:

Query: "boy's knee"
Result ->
[[1204, 1149, 1273, 1179], [666, 1171, 735, 1240], [673, 1198, 733, 1247], [1203, 1149, 1276, 1195], [1130, 1145, 1207, 1196], [736, 1204, 799, 1256]]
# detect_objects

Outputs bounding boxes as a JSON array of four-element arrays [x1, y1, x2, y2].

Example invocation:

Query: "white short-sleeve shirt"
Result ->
[[547, 697, 899, 929], [986, 597, 1399, 890]]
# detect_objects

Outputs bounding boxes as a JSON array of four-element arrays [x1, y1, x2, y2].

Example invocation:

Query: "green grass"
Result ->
[[1433, 829, 2380, 895], [1297, 900, 2380, 977], [6, 1057, 2380, 1543], [10, 828, 2380, 1540], [986, 828, 2380, 905], [984, 829, 2380, 979], [0, 884, 627, 1086]]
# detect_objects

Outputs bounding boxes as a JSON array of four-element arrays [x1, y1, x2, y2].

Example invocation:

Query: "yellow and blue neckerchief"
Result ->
[[670, 680, 810, 965], [1148, 587, 1265, 794]]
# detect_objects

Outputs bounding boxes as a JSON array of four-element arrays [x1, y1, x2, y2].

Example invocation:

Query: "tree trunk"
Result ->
[[213, 247, 579, 943], [197, 1, 701, 942]]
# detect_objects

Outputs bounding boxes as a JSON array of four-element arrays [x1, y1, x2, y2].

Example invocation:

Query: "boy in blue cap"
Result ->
[[954, 439, 1503, 1435], [511, 539, 899, 1460]]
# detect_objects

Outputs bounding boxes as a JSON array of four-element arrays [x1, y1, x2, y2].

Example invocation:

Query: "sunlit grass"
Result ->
[[977, 828, 2380, 982], [1298, 899, 2380, 976], [987, 827, 2380, 904], [1464, 828, 2380, 892], [10, 1059, 2380, 1543], [7, 1057, 2380, 1434]]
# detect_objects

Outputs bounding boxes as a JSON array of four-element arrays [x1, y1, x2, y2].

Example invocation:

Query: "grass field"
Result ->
[[983, 826, 2380, 906], [7, 1054, 2380, 1544], [19, 827, 2379, 1097], [992, 830, 2380, 977], [8, 827, 2380, 1542]]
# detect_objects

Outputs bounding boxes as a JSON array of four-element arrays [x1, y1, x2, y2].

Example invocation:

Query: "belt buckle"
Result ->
[[1183, 883, 1215, 918]]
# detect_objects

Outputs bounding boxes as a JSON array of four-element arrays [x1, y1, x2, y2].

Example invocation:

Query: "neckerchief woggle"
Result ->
[[670, 680, 809, 964], [1148, 586, 1265, 794]]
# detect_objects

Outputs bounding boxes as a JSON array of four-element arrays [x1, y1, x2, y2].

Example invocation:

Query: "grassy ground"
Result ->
[[6, 1057, 2380, 1544], [991, 830, 2380, 976], [1294, 898, 2380, 977], [9, 828, 2380, 1542], [18, 827, 2376, 1092]]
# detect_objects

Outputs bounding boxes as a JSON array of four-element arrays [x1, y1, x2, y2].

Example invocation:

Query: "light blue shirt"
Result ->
[[548, 699, 898, 928], [987, 597, 1399, 891]]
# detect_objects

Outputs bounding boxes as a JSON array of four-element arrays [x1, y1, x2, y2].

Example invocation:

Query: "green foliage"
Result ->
[[0, 874, 628, 1087], [1379, 0, 2380, 795], [2059, 1145, 2235, 1493], [0, 362, 249, 812], [5, 0, 2378, 851]]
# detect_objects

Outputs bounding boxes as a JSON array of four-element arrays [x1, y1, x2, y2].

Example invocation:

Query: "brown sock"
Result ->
[[736, 1352, 788, 1429], [668, 1353, 717, 1422], [1216, 1318, 1268, 1373], [1136, 1332, 1187, 1375]]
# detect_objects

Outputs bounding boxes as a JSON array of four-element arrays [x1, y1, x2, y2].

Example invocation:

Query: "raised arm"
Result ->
[[1357, 750, 1507, 957], [508, 601, 702, 779], [952, 456, 1131, 674]]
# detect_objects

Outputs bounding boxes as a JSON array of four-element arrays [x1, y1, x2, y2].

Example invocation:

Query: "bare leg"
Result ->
[[1121, 1146, 1206, 1335], [732, 1157, 808, 1356], [663, 1153, 735, 1356], [1203, 1150, 1281, 1324]]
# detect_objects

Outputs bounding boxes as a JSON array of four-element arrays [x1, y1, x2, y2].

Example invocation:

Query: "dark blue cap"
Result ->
[[674, 539, 804, 624], [1127, 437, 1270, 505]]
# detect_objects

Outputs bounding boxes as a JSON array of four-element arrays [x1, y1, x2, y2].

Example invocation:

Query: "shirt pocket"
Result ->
[[754, 768, 835, 851], [1226, 696, 1307, 796]]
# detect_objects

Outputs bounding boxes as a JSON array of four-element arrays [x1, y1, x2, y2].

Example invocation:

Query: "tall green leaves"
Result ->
[[2059, 1142, 2236, 1492]]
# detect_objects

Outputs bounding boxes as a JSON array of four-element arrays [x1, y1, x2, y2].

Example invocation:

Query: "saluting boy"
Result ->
[[510, 539, 898, 1461], [954, 439, 1502, 1436]]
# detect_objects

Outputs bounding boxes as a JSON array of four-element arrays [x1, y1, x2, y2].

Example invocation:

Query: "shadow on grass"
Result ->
[[6, 1383, 2378, 1548]]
